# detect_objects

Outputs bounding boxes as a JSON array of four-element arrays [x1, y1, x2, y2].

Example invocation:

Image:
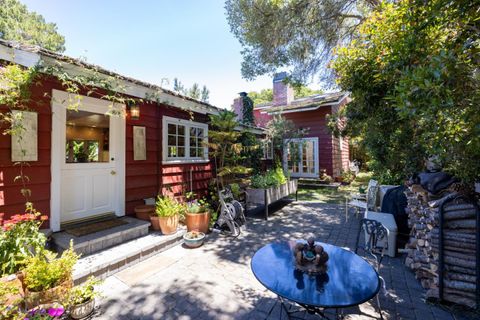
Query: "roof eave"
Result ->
[[0, 40, 222, 115]]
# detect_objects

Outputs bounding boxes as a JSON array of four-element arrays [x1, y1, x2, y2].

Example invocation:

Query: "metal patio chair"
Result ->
[[355, 218, 389, 320], [345, 179, 379, 221]]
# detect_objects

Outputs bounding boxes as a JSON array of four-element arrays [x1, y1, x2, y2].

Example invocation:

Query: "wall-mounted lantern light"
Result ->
[[127, 101, 140, 120]]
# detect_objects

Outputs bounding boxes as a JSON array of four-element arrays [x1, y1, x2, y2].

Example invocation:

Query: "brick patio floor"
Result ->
[[95, 201, 464, 319]]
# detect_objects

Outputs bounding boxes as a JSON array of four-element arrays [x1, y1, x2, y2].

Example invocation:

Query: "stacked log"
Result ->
[[404, 187, 478, 308]]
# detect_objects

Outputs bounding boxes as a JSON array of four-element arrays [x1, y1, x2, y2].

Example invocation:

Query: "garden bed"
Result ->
[[246, 179, 298, 220]]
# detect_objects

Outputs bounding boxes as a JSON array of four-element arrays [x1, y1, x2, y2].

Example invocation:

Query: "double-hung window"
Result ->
[[163, 116, 208, 163]]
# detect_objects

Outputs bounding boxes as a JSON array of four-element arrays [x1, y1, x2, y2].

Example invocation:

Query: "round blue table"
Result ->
[[251, 241, 380, 318]]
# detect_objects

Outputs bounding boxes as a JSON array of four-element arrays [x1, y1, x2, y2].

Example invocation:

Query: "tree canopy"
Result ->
[[225, 0, 378, 83], [331, 0, 480, 184], [248, 86, 323, 105], [0, 0, 65, 52], [173, 78, 210, 103]]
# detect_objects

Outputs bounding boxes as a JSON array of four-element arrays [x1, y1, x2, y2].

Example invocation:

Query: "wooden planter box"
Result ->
[[246, 179, 298, 220]]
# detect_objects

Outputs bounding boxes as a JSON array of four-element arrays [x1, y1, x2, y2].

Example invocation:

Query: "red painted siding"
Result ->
[[331, 102, 350, 177], [0, 77, 57, 227], [0, 72, 213, 225], [283, 107, 335, 177], [253, 109, 272, 128]]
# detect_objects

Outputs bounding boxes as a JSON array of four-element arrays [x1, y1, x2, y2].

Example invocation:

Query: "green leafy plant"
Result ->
[[0, 203, 48, 276], [340, 169, 356, 184], [208, 110, 252, 187], [250, 167, 287, 189], [331, 0, 480, 184], [67, 276, 102, 306], [229, 183, 241, 200], [23, 245, 78, 292], [155, 196, 182, 218]]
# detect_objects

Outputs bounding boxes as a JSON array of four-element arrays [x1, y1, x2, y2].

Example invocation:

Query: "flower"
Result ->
[[40, 215, 49, 221], [47, 307, 64, 317]]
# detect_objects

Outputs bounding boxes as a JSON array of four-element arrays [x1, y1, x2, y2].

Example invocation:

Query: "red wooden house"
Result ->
[[232, 72, 350, 179], [0, 40, 261, 232]]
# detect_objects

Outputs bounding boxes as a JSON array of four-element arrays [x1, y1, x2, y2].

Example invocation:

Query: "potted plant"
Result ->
[[23, 245, 78, 309], [183, 231, 206, 248], [67, 276, 102, 319], [153, 196, 182, 235], [184, 195, 211, 233]]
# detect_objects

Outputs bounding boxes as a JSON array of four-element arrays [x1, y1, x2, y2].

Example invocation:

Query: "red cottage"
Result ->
[[0, 40, 262, 232], [233, 72, 350, 179]]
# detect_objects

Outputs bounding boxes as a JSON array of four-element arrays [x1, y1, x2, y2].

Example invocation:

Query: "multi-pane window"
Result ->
[[263, 139, 273, 160], [167, 123, 185, 158], [189, 127, 205, 158], [163, 116, 208, 162]]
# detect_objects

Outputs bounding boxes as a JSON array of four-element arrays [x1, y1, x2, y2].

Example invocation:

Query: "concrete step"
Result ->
[[52, 217, 150, 256], [73, 227, 186, 283]]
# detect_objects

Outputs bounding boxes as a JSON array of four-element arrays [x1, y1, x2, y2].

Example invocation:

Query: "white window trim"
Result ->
[[262, 139, 273, 160], [162, 116, 209, 164]]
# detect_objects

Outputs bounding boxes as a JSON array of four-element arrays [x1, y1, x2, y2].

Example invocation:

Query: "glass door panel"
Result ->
[[284, 138, 318, 177]]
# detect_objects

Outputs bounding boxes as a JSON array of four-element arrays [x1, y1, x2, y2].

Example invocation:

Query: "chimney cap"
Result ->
[[273, 72, 288, 82]]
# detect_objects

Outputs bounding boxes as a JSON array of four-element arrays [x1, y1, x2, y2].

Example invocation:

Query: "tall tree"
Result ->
[[225, 0, 378, 83], [248, 86, 323, 105], [0, 0, 65, 52], [172, 78, 211, 103], [201, 85, 210, 103], [331, 0, 480, 184], [188, 83, 201, 100]]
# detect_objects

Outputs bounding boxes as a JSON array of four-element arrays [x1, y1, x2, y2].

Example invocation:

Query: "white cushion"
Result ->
[[365, 211, 397, 232], [364, 211, 398, 257]]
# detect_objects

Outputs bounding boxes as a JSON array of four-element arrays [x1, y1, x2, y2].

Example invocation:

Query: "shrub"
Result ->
[[23, 245, 78, 292], [0, 203, 47, 276], [250, 168, 287, 189], [340, 169, 356, 184]]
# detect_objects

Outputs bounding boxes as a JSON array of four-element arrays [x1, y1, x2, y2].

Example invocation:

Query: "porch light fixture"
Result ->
[[127, 101, 140, 120]]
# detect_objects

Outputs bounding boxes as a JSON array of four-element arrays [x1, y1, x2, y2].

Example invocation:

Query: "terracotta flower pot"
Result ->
[[24, 278, 73, 309], [185, 211, 210, 233], [158, 215, 178, 235], [135, 205, 155, 221], [149, 216, 161, 231]]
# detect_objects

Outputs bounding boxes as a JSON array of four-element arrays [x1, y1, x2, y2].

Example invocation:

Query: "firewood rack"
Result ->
[[438, 194, 480, 309]]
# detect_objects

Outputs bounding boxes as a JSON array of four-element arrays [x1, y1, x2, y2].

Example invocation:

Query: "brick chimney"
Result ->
[[273, 72, 294, 106], [232, 92, 247, 121]]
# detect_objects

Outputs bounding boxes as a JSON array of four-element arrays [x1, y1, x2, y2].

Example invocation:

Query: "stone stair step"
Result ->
[[52, 217, 150, 256], [73, 227, 186, 284]]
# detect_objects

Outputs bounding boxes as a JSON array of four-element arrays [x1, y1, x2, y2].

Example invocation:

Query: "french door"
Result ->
[[283, 138, 319, 178]]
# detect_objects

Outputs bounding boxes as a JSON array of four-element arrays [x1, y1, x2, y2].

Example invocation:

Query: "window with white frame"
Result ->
[[163, 116, 208, 163], [263, 139, 273, 159], [339, 136, 343, 151]]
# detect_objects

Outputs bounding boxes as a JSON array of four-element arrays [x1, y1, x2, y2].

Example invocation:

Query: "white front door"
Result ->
[[283, 138, 319, 178], [51, 90, 125, 230]]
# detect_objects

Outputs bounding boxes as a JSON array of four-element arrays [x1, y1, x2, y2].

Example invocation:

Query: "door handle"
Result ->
[[110, 170, 116, 175]]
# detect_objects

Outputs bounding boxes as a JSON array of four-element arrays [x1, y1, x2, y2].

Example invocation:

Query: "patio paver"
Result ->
[[95, 201, 463, 319]]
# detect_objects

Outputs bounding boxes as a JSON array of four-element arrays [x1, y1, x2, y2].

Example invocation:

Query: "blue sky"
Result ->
[[20, 0, 278, 108]]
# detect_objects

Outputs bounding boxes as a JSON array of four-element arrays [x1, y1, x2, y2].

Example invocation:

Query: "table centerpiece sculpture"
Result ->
[[294, 237, 329, 275]]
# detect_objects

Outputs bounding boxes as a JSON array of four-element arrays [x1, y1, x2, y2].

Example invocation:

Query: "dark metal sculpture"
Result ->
[[294, 237, 329, 275]]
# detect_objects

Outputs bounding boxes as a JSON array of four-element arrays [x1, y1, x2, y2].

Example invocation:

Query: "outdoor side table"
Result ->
[[251, 241, 380, 319]]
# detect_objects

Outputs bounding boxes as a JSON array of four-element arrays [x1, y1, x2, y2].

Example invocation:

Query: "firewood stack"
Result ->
[[404, 186, 478, 308]]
